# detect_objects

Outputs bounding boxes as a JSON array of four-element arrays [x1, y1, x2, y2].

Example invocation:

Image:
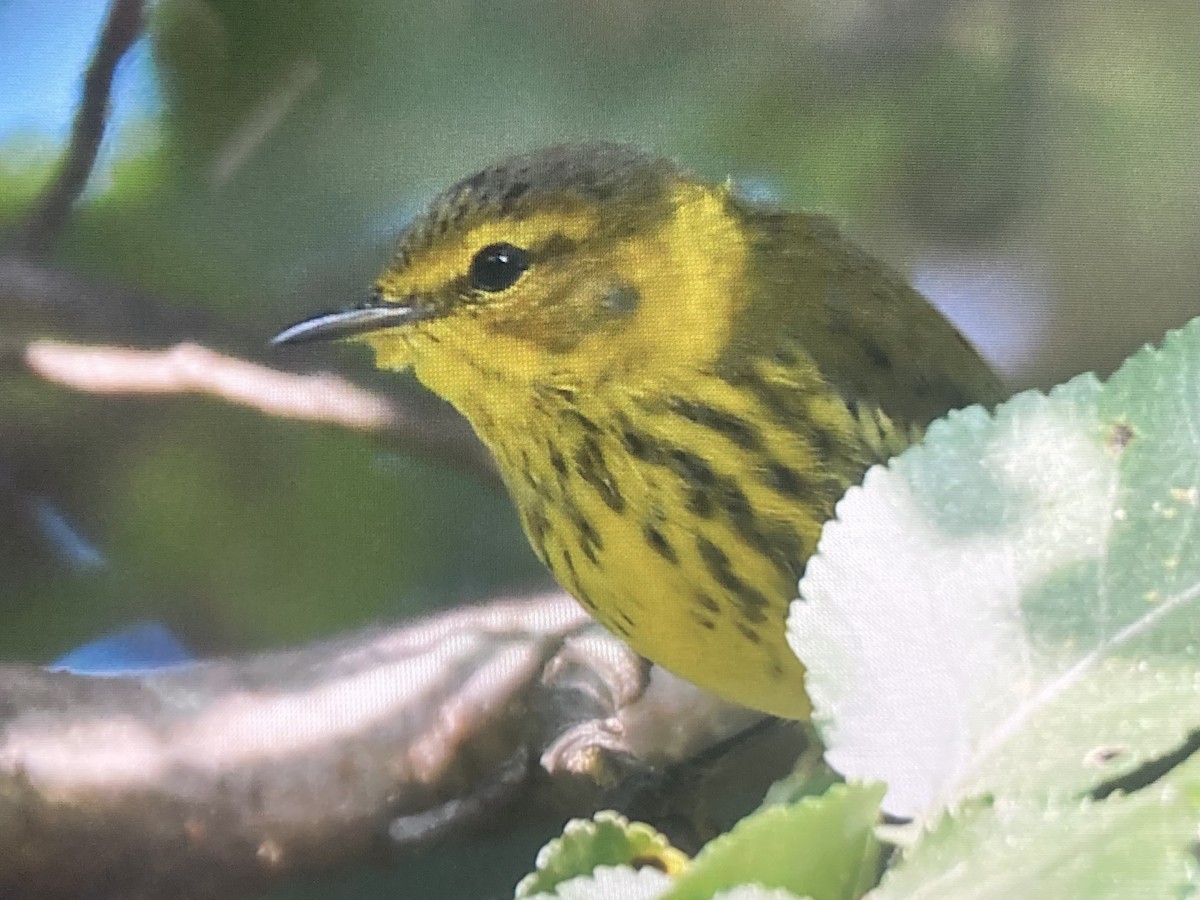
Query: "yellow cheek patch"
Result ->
[[579, 183, 748, 376]]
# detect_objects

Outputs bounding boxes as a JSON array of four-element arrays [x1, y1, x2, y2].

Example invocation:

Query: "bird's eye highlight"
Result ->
[[468, 242, 530, 292]]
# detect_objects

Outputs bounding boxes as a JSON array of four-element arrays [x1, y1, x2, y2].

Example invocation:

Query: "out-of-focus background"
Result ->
[[1, 0, 1196, 667]]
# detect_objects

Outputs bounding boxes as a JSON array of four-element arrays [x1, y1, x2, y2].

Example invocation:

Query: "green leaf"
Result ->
[[662, 783, 884, 900], [520, 866, 673, 900], [756, 736, 842, 810], [789, 317, 1200, 820], [871, 754, 1200, 899], [710, 889, 808, 900], [514, 811, 687, 898]]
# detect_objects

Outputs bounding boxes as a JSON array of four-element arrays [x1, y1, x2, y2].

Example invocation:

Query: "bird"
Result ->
[[274, 143, 1004, 718]]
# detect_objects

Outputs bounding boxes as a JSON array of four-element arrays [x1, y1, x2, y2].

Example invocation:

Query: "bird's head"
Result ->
[[275, 144, 752, 410]]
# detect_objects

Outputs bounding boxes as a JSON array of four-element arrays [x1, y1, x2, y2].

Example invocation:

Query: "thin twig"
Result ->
[[26, 340, 396, 428], [208, 59, 323, 188], [7, 0, 146, 255]]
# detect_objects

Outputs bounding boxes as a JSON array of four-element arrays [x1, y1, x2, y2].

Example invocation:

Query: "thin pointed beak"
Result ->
[[271, 300, 434, 346]]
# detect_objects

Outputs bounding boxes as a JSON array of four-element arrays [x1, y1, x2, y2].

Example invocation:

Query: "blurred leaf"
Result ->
[[0, 133, 63, 223], [755, 736, 841, 810], [710, 890, 808, 900], [0, 388, 543, 661], [515, 811, 688, 898], [872, 754, 1200, 899], [663, 783, 883, 900], [789, 317, 1200, 820], [516, 786, 880, 900], [521, 865, 674, 900]]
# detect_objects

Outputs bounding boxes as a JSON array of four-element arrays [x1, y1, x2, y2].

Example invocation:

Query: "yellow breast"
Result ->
[[477, 357, 873, 719]]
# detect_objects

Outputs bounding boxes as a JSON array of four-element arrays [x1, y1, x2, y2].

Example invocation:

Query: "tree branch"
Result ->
[[0, 592, 780, 900], [6, 0, 146, 256]]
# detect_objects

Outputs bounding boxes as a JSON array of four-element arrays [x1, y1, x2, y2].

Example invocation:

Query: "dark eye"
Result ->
[[468, 242, 530, 292]]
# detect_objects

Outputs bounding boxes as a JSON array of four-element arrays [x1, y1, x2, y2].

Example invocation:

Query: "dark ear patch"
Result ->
[[602, 283, 641, 316]]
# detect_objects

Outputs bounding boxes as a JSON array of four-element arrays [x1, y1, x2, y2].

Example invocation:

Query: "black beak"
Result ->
[[271, 300, 434, 346]]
